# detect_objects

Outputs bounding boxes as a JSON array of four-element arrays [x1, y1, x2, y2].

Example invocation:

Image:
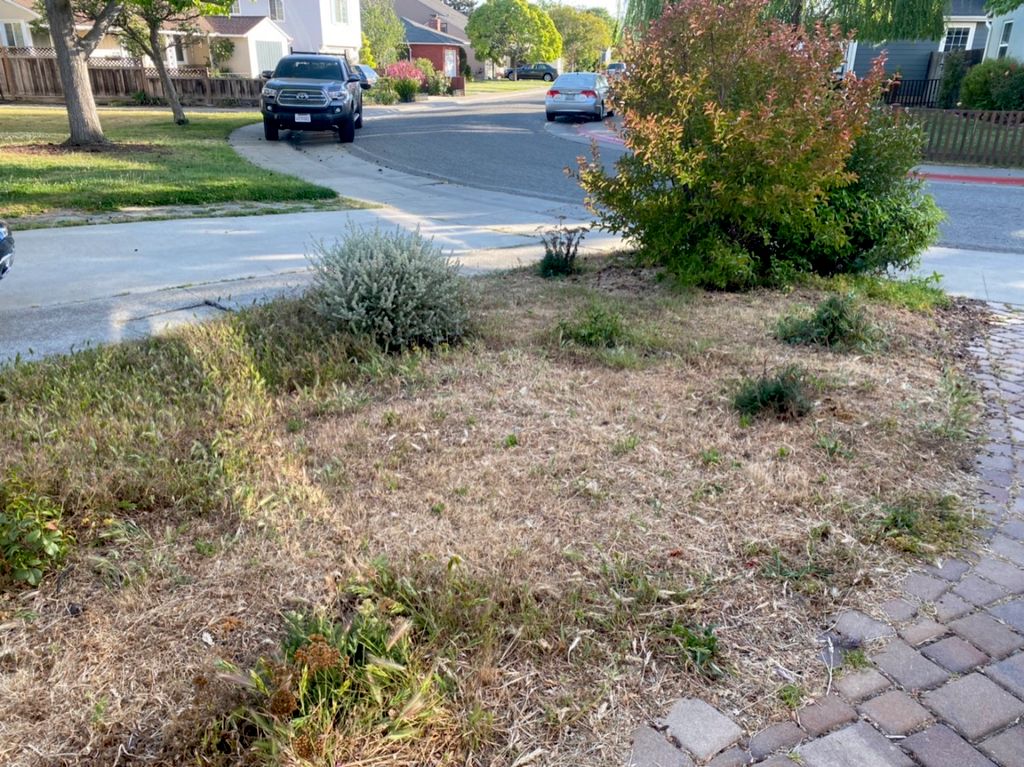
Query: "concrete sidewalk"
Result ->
[[0, 126, 622, 362]]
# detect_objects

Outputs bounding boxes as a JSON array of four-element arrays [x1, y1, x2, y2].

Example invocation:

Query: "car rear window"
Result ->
[[274, 59, 344, 80], [553, 74, 596, 89]]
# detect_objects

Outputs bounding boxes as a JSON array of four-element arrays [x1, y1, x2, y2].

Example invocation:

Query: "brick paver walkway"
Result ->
[[628, 305, 1024, 767]]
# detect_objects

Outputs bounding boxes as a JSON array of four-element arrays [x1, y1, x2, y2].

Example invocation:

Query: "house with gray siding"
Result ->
[[847, 0, 989, 80], [984, 7, 1024, 61]]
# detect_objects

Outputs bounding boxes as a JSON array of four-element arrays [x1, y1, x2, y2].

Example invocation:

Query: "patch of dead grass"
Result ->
[[0, 258, 985, 766]]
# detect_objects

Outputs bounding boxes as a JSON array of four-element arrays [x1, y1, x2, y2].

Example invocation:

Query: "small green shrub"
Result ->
[[961, 58, 1024, 110], [367, 76, 399, 105], [537, 223, 587, 277], [310, 225, 468, 353], [775, 294, 880, 351], [938, 51, 968, 108], [558, 303, 628, 348], [425, 71, 450, 96], [805, 272, 949, 312], [393, 77, 420, 102], [733, 366, 813, 420], [1, 474, 69, 587]]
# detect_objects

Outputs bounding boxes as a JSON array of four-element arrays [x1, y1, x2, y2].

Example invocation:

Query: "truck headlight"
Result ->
[[261, 86, 278, 98], [326, 88, 347, 101]]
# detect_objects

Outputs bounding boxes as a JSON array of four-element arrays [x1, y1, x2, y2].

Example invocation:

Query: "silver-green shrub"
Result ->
[[309, 225, 468, 352]]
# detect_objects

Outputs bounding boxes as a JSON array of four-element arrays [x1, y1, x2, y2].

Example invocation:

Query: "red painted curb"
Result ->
[[917, 172, 1024, 187]]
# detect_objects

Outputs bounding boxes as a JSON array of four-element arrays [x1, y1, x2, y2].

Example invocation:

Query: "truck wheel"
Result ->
[[263, 119, 279, 141], [355, 104, 363, 129], [338, 114, 356, 144]]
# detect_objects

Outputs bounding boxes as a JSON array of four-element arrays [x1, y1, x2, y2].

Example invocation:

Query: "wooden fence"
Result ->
[[910, 109, 1024, 167], [0, 49, 263, 106]]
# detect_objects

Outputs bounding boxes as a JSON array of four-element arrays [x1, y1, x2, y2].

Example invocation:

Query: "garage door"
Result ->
[[255, 40, 285, 73]]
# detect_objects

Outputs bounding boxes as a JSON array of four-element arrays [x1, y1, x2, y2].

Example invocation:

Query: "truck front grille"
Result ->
[[277, 89, 329, 108]]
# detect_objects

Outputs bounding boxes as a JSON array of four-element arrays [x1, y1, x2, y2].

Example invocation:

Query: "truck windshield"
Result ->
[[274, 60, 344, 80]]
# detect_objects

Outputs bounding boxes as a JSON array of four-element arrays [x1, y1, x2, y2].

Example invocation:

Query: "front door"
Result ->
[[444, 48, 457, 78]]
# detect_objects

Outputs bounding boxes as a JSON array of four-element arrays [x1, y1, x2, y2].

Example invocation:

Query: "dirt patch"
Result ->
[[2, 141, 165, 156], [0, 260, 988, 766]]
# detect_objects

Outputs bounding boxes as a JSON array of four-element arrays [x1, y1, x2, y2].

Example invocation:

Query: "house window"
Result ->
[[2, 22, 27, 48], [941, 25, 971, 52], [269, 0, 284, 21], [173, 35, 186, 64], [440, 22, 448, 33], [998, 21, 1014, 59], [333, 0, 349, 24], [230, 1, 240, 14]]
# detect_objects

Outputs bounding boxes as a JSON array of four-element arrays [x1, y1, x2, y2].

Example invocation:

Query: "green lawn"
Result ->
[[463, 79, 550, 95], [0, 107, 337, 220]]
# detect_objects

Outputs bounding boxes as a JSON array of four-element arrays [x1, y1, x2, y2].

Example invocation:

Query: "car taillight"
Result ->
[[581, 90, 597, 98], [547, 89, 560, 97]]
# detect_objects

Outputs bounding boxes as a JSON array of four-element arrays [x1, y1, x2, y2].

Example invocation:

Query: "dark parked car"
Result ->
[[355, 64, 379, 87], [260, 53, 368, 144], [0, 221, 13, 281], [505, 63, 558, 81]]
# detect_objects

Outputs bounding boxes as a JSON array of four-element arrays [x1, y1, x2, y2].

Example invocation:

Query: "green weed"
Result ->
[[558, 303, 629, 349], [778, 684, 804, 709], [873, 495, 973, 554], [775, 294, 881, 351], [733, 366, 813, 420]]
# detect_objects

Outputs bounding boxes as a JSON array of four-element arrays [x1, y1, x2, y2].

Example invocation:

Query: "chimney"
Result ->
[[428, 15, 442, 31]]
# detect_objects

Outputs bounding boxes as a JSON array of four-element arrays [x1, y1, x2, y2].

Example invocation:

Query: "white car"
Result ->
[[545, 72, 612, 122]]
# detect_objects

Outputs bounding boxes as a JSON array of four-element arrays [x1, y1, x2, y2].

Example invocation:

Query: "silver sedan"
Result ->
[[545, 72, 613, 122]]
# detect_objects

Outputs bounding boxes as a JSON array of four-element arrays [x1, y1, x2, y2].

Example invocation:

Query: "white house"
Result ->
[[985, 8, 1023, 61], [229, 0, 361, 62]]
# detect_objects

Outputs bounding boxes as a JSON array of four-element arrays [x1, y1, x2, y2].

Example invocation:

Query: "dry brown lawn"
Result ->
[[0, 258, 984, 766]]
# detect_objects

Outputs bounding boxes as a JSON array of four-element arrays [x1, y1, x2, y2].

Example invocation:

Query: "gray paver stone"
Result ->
[[748, 722, 803, 760], [880, 598, 918, 622], [859, 690, 933, 735], [925, 558, 972, 582], [797, 695, 856, 737], [797, 721, 914, 767], [833, 610, 895, 644], [953, 574, 1009, 606], [990, 599, 1024, 633], [835, 668, 890, 702], [903, 573, 949, 602], [949, 613, 1024, 659], [933, 592, 974, 622], [992, 535, 1024, 566], [987, 651, 1024, 699], [873, 640, 950, 691], [902, 724, 997, 767], [628, 726, 694, 767], [923, 673, 1024, 742], [900, 619, 948, 647], [920, 636, 989, 673], [706, 746, 751, 766], [975, 558, 1024, 593], [759, 758, 799, 767], [980, 724, 1024, 767], [1001, 520, 1024, 541], [663, 699, 742, 762]]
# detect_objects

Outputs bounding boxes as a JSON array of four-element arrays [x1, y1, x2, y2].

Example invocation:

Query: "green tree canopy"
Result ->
[[360, 0, 406, 68], [987, 0, 1024, 14], [440, 0, 478, 15], [549, 5, 612, 71], [624, 0, 963, 41], [466, 0, 562, 68]]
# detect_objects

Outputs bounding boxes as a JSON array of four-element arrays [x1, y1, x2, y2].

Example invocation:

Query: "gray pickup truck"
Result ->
[[260, 53, 369, 144]]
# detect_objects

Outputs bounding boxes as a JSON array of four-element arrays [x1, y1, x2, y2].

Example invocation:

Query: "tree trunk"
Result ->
[[45, 0, 106, 145], [148, 26, 188, 125]]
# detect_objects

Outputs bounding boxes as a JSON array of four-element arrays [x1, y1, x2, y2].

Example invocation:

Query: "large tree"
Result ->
[[466, 0, 561, 73], [440, 0, 477, 15], [43, 0, 123, 145], [624, 0, 958, 41], [360, 0, 405, 68], [112, 0, 231, 125], [549, 6, 611, 71]]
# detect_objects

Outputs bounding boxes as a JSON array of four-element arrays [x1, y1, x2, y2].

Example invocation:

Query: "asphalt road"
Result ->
[[346, 91, 625, 204], [348, 90, 1024, 256]]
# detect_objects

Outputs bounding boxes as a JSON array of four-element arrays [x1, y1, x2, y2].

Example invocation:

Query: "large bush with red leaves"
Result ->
[[579, 0, 940, 288]]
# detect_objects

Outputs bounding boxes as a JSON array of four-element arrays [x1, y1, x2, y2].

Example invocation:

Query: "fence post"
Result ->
[[0, 46, 12, 100]]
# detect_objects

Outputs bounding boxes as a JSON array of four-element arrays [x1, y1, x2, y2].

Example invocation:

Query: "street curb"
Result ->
[[918, 172, 1024, 187]]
